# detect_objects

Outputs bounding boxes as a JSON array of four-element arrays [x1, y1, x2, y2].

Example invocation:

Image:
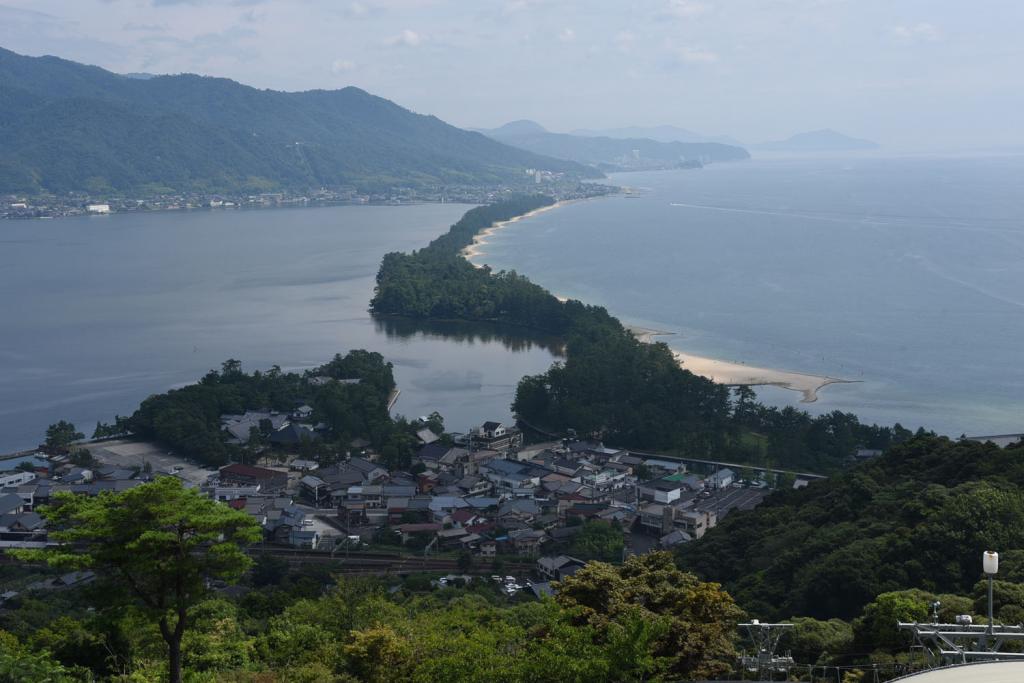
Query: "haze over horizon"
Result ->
[[1, 0, 1022, 152]]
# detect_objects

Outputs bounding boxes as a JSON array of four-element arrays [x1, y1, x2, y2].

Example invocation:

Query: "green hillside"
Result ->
[[677, 435, 1024, 621], [0, 47, 596, 195]]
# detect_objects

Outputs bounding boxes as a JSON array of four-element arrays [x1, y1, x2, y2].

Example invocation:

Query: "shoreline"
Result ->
[[456, 197, 854, 404], [461, 199, 580, 265], [628, 326, 856, 403]]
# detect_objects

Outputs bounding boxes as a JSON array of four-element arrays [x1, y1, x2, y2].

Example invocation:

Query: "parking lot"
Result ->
[[88, 439, 215, 486]]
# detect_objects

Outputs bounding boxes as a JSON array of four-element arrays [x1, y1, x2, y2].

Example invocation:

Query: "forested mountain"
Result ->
[[0, 47, 593, 195], [678, 435, 1024, 621], [479, 120, 750, 168]]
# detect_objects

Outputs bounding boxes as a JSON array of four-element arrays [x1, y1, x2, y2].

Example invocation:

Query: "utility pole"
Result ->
[[739, 620, 794, 681], [900, 550, 1024, 665]]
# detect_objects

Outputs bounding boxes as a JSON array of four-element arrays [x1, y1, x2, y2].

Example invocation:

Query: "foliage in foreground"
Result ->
[[678, 435, 1024, 621], [1, 552, 743, 682], [10, 477, 262, 683]]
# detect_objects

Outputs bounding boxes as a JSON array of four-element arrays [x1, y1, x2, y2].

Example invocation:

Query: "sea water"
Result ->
[[0, 204, 558, 451], [477, 155, 1024, 436]]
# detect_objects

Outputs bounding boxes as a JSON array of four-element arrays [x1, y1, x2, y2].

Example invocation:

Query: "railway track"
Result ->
[[248, 547, 535, 574]]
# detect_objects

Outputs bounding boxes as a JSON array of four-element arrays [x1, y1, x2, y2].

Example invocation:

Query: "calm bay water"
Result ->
[[478, 155, 1024, 436], [0, 204, 558, 452]]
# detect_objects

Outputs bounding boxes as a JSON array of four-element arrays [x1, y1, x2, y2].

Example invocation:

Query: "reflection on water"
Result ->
[[375, 316, 565, 356], [0, 203, 561, 451]]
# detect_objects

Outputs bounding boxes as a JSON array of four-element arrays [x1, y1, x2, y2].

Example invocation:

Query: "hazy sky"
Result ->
[[2, 0, 1022, 149]]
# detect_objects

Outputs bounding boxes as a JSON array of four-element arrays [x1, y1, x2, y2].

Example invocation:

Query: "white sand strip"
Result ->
[[462, 200, 572, 266], [628, 326, 854, 403]]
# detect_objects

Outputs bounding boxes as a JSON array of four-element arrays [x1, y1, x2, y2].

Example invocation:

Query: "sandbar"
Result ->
[[628, 326, 854, 403], [462, 200, 573, 266]]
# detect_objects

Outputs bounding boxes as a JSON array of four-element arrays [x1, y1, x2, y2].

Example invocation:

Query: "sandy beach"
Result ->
[[629, 326, 854, 403], [461, 200, 573, 266], [459, 200, 852, 404]]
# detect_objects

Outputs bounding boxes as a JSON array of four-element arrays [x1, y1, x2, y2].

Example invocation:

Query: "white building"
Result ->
[[86, 204, 111, 214], [0, 471, 36, 489]]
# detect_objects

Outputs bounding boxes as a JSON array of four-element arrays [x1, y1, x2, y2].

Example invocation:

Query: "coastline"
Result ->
[[628, 326, 855, 403], [461, 199, 578, 266], [457, 195, 854, 405]]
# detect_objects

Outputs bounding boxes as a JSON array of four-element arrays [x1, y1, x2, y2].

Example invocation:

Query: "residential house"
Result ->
[[213, 484, 262, 502], [508, 529, 547, 557], [676, 509, 716, 539], [536, 555, 587, 582], [0, 470, 36, 489], [659, 528, 692, 548], [219, 464, 288, 493], [638, 477, 683, 504], [269, 423, 320, 446], [288, 528, 320, 550], [480, 459, 549, 497], [415, 428, 440, 445], [0, 493, 24, 516], [472, 421, 523, 454], [299, 475, 329, 506], [707, 468, 736, 489]]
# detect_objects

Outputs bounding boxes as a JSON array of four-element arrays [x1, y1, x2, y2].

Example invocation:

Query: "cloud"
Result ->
[[331, 59, 356, 73], [503, 0, 549, 13], [889, 22, 941, 42], [664, 0, 708, 19], [670, 45, 719, 64], [558, 27, 575, 43], [346, 1, 370, 17], [123, 22, 168, 32], [384, 28, 423, 47]]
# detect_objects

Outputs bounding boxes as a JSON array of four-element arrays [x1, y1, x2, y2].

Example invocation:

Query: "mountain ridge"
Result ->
[[752, 128, 880, 152], [0, 47, 595, 195], [477, 119, 750, 168], [572, 124, 744, 147]]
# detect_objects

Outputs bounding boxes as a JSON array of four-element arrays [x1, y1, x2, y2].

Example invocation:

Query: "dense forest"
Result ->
[[2, 537, 742, 683], [123, 350, 416, 468], [678, 435, 1024, 622], [0, 47, 594, 195], [371, 197, 919, 473]]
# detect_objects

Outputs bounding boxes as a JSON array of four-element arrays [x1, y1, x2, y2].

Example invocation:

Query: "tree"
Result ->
[[43, 421, 83, 451], [569, 520, 625, 562], [10, 477, 261, 683], [555, 552, 744, 680], [0, 629, 71, 683], [68, 448, 94, 467], [852, 590, 929, 654], [783, 617, 853, 665], [457, 550, 474, 574]]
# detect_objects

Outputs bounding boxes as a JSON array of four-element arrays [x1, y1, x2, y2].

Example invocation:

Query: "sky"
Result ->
[[1, 0, 1022, 150]]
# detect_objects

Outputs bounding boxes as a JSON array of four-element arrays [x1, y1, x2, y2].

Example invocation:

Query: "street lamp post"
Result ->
[[984, 551, 999, 641]]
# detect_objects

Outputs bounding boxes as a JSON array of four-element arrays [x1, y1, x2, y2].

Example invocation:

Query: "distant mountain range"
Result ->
[[572, 123, 880, 153], [0, 47, 592, 196], [571, 124, 744, 147], [750, 128, 880, 152], [477, 120, 750, 169]]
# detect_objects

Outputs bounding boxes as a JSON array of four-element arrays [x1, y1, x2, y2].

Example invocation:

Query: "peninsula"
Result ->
[[371, 195, 906, 474]]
